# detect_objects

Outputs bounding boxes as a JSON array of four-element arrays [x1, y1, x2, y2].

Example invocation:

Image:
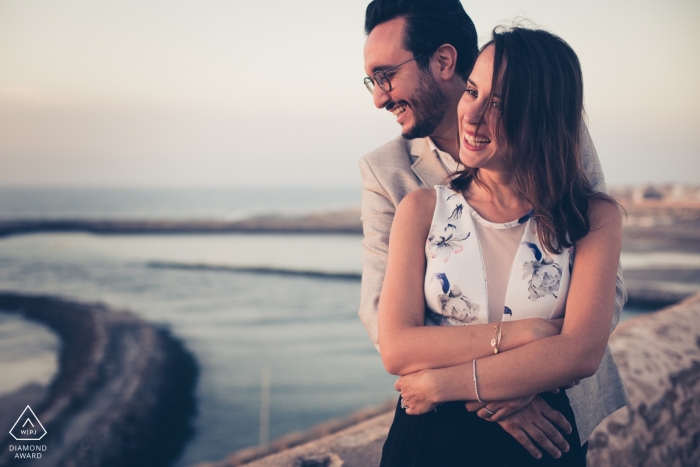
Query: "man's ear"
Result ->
[[432, 44, 458, 81]]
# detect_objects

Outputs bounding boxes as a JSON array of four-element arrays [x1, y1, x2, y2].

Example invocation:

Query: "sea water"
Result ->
[[0, 187, 386, 466], [0, 231, 394, 466]]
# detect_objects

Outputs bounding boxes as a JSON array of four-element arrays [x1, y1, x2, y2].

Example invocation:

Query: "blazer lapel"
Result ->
[[410, 138, 451, 188]]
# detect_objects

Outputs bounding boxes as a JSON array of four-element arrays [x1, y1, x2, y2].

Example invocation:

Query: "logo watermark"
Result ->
[[8, 444, 47, 460], [7, 405, 48, 460], [9, 406, 46, 441]]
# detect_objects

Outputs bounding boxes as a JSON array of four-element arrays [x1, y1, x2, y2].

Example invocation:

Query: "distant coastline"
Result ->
[[0, 209, 362, 237], [0, 183, 698, 239]]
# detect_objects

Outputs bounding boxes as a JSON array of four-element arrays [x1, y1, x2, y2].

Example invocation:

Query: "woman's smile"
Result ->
[[462, 130, 492, 151]]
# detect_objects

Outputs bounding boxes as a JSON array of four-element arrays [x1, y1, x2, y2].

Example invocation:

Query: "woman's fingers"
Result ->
[[465, 401, 487, 412], [403, 400, 434, 415], [476, 402, 503, 420], [477, 407, 496, 420]]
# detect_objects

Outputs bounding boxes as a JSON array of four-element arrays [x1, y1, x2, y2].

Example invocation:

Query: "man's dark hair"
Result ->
[[365, 0, 478, 80]]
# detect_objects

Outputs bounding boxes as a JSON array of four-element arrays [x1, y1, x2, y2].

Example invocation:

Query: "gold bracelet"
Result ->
[[490, 321, 503, 354], [496, 321, 503, 353]]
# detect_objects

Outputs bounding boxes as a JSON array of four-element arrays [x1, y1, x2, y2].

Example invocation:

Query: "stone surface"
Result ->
[[192, 402, 395, 467], [235, 412, 393, 467], [587, 293, 700, 467]]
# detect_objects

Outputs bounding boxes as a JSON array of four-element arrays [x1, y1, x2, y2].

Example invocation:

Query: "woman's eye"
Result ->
[[491, 100, 501, 109], [465, 88, 477, 97]]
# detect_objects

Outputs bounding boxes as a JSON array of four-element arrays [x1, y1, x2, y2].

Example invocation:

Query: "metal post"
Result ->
[[259, 366, 271, 448]]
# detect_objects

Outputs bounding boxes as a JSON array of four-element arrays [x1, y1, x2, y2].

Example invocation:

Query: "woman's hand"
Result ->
[[394, 370, 440, 415], [465, 394, 536, 421]]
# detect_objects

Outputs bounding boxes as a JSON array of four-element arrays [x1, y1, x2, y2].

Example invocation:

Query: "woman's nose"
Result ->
[[464, 100, 486, 125]]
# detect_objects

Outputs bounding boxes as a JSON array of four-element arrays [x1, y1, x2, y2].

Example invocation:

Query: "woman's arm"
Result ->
[[411, 199, 622, 403], [378, 189, 562, 376]]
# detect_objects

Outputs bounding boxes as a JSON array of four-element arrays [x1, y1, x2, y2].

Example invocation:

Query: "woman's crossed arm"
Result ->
[[378, 189, 564, 376], [395, 197, 622, 411]]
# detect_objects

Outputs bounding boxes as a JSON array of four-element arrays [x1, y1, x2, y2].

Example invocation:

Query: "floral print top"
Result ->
[[424, 186, 573, 326]]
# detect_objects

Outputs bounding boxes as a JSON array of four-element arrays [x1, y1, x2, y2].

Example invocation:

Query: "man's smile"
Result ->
[[389, 103, 408, 122]]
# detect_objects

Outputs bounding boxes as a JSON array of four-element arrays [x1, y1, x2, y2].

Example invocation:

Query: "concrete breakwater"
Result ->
[[0, 293, 198, 467], [0, 209, 363, 237], [203, 293, 700, 467]]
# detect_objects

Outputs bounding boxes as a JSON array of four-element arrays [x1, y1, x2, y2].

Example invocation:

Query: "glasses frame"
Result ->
[[364, 54, 423, 94]]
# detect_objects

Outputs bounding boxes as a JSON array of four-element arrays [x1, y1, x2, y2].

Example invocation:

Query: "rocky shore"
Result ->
[[0, 293, 198, 467], [587, 293, 700, 466]]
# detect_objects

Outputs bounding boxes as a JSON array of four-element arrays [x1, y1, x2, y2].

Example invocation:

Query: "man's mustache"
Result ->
[[385, 100, 408, 111]]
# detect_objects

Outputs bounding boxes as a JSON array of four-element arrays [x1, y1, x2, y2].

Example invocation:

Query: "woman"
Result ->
[[377, 26, 626, 466]]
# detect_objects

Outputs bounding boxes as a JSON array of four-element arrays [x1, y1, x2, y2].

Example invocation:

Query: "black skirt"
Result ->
[[380, 391, 585, 467]]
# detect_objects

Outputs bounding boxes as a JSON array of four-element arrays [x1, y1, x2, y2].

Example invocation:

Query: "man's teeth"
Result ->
[[391, 105, 407, 117], [465, 134, 491, 146]]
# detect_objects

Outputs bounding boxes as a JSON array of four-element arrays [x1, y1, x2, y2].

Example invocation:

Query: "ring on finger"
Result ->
[[400, 398, 408, 410], [483, 407, 495, 416]]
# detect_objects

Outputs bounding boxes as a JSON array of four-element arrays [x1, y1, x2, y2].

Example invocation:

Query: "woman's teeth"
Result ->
[[464, 134, 491, 146], [391, 105, 407, 118]]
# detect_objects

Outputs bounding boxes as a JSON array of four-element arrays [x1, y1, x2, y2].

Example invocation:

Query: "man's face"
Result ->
[[364, 18, 448, 139]]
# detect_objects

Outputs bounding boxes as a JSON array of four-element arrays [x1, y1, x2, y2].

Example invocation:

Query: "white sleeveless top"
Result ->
[[424, 186, 574, 326]]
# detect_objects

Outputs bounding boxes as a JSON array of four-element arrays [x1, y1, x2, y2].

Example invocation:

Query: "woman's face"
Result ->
[[457, 45, 507, 172]]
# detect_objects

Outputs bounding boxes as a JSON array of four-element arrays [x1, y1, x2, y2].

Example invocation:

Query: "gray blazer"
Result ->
[[358, 130, 629, 445]]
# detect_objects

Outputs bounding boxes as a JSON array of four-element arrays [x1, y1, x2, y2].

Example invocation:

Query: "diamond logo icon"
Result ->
[[9, 406, 47, 441]]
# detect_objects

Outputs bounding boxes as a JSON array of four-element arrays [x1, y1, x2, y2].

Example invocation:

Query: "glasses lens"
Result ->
[[364, 77, 374, 94], [376, 72, 391, 92]]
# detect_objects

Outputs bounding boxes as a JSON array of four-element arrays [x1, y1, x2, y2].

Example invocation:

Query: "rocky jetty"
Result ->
[[0, 209, 362, 237], [0, 293, 197, 467]]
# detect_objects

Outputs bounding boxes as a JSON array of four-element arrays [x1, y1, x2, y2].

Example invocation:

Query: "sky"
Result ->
[[0, 0, 698, 188]]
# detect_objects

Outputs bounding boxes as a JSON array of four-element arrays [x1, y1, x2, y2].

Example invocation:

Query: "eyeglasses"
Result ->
[[364, 54, 423, 94]]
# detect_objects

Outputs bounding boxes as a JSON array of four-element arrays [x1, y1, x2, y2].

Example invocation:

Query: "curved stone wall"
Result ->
[[0, 293, 198, 467]]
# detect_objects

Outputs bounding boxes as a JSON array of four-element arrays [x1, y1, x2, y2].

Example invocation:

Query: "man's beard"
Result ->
[[400, 70, 448, 140]]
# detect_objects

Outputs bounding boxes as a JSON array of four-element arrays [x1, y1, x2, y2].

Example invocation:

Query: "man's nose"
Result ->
[[372, 86, 391, 109]]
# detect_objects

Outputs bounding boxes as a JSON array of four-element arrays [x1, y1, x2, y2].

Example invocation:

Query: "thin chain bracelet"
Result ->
[[473, 358, 483, 402]]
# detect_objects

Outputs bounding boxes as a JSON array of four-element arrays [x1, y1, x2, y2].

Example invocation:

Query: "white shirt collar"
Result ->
[[426, 136, 461, 175]]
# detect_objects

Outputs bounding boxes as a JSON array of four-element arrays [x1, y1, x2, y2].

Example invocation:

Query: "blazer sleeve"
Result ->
[[358, 156, 395, 352], [580, 123, 627, 332]]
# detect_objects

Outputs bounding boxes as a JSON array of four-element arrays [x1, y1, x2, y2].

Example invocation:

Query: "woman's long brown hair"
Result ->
[[450, 26, 617, 254]]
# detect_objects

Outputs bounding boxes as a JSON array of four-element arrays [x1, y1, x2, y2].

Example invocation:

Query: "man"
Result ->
[[358, 0, 628, 461]]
